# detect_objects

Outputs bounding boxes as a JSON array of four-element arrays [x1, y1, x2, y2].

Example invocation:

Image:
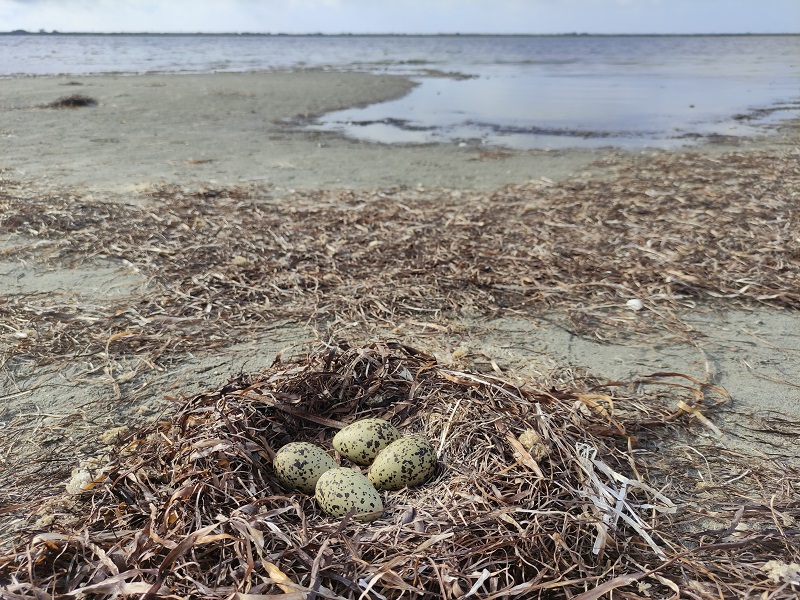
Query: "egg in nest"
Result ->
[[367, 436, 437, 491], [333, 418, 401, 466], [273, 441, 337, 494], [315, 467, 384, 521]]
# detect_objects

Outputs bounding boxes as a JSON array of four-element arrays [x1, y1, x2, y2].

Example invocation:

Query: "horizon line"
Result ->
[[2, 30, 798, 37], [0, 29, 800, 37]]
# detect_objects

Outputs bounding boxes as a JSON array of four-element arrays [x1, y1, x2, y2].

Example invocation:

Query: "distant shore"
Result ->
[[3, 30, 799, 36]]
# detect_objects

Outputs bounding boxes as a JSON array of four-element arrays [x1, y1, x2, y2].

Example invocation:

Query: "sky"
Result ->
[[1, 0, 798, 35]]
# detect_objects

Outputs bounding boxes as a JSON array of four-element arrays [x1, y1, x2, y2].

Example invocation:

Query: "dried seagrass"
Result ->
[[1, 147, 799, 372]]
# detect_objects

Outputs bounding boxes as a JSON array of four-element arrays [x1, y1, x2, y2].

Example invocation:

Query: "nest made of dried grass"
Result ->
[[2, 342, 797, 599]]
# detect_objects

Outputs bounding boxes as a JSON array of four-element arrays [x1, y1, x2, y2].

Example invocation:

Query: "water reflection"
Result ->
[[3, 34, 798, 149], [312, 63, 800, 149]]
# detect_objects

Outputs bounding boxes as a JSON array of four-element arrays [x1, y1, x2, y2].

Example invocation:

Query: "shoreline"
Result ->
[[2, 70, 798, 408], [0, 70, 604, 193], [3, 70, 797, 193]]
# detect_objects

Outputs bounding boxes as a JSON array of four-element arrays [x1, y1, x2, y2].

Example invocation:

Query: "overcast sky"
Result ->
[[1, 0, 798, 35]]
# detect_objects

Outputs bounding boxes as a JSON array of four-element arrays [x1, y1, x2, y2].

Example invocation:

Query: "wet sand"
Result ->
[[0, 71, 609, 193]]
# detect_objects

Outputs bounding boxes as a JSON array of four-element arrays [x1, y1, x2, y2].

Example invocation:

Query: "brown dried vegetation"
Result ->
[[1, 147, 799, 597], [0, 149, 798, 368], [43, 94, 98, 109]]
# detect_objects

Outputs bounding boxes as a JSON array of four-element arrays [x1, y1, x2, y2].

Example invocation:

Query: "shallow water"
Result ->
[[2, 33, 798, 149], [308, 35, 800, 149]]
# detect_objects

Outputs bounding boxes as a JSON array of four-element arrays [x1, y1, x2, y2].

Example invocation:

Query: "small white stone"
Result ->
[[66, 469, 93, 495], [626, 299, 644, 311]]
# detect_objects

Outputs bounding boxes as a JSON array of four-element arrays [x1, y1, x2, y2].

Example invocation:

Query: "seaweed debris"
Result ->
[[0, 148, 798, 373], [1, 341, 796, 598], [44, 94, 98, 108]]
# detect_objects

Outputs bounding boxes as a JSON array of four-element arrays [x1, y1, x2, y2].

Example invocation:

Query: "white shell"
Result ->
[[367, 436, 436, 491], [273, 442, 337, 494], [315, 467, 383, 521], [333, 418, 401, 466], [626, 299, 644, 311]]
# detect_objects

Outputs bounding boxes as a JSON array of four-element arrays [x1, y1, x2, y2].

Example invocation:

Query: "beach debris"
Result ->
[[44, 94, 98, 108], [64, 468, 93, 495], [762, 560, 800, 586], [97, 425, 132, 445], [64, 457, 104, 495], [517, 427, 550, 460], [1, 147, 798, 373], [626, 298, 644, 311]]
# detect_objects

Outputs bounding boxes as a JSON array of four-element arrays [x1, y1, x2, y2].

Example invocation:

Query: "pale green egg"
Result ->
[[315, 467, 384, 521], [273, 442, 337, 494], [367, 436, 436, 491], [333, 418, 401, 466]]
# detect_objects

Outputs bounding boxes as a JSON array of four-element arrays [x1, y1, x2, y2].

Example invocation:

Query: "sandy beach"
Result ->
[[0, 71, 613, 192], [1, 70, 799, 594]]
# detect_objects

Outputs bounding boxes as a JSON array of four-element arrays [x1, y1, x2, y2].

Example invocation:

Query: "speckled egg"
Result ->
[[333, 418, 401, 466], [273, 442, 337, 494], [367, 436, 437, 491], [315, 467, 384, 521]]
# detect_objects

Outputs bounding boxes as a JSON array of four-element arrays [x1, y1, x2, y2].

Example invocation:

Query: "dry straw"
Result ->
[[1, 149, 798, 369]]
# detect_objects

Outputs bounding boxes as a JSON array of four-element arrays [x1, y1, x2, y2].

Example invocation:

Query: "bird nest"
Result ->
[[2, 341, 797, 599]]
